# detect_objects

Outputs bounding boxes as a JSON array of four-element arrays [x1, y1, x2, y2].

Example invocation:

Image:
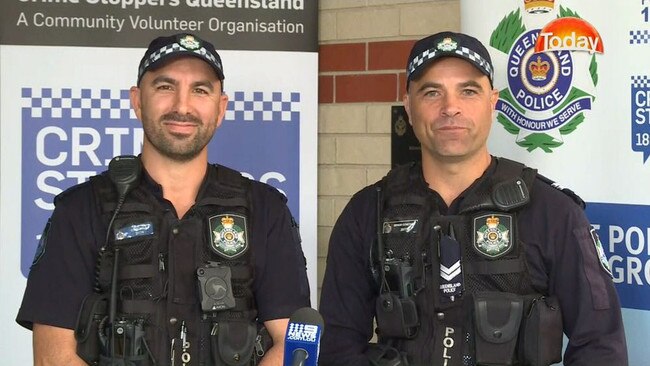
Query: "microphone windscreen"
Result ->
[[283, 307, 324, 366]]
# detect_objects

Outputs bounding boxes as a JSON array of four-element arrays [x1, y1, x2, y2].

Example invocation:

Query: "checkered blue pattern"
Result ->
[[629, 30, 650, 44], [225, 91, 300, 123], [631, 75, 650, 88], [407, 46, 493, 81], [21, 88, 134, 119], [22, 88, 301, 122], [139, 43, 222, 77]]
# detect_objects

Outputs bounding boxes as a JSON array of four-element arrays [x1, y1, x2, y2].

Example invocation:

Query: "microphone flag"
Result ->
[[283, 307, 324, 366]]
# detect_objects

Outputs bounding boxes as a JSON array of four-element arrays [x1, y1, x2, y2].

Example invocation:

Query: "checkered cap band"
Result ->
[[138, 42, 222, 79], [407, 46, 493, 82]]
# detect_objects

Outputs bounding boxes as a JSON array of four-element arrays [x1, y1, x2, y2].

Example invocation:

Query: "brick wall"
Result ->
[[316, 0, 461, 298]]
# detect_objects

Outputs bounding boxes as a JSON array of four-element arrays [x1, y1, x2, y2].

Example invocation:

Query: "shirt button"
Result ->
[[172, 227, 179, 235], [169, 317, 178, 325]]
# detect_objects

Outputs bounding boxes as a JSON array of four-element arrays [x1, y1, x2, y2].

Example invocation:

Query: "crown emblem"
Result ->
[[179, 35, 200, 50], [528, 56, 550, 81], [221, 215, 235, 226], [486, 216, 499, 227], [523, 0, 555, 14], [437, 37, 458, 52]]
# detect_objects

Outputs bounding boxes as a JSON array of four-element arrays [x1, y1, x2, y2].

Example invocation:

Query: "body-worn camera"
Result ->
[[197, 262, 236, 312]]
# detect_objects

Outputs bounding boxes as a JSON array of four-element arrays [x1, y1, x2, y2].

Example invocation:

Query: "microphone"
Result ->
[[283, 307, 324, 366]]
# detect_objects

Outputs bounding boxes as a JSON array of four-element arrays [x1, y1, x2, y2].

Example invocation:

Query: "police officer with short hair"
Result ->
[[17, 33, 310, 366], [318, 31, 627, 366]]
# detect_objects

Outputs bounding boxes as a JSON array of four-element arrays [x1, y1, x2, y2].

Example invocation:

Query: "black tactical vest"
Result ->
[[75, 163, 262, 366], [374, 158, 552, 366]]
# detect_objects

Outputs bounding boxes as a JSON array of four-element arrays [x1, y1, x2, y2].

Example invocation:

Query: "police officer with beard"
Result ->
[[17, 33, 310, 366], [318, 32, 627, 366]]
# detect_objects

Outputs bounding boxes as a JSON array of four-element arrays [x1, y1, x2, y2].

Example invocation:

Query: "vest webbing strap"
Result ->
[[464, 258, 526, 275], [119, 264, 156, 280]]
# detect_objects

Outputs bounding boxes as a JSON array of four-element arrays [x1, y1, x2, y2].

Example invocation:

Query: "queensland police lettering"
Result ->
[[74, 164, 258, 366]]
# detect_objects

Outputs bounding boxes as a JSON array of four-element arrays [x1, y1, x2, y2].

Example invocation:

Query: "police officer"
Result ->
[[318, 31, 627, 366], [17, 33, 310, 365]]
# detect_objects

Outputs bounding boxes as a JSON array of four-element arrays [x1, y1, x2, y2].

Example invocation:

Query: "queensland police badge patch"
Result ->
[[208, 214, 248, 259], [473, 214, 513, 259]]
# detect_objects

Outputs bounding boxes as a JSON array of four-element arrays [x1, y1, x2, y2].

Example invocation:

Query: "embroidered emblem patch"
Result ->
[[179, 34, 200, 50], [382, 219, 418, 234], [437, 37, 458, 52], [209, 214, 248, 259], [473, 214, 513, 259], [590, 226, 613, 278]]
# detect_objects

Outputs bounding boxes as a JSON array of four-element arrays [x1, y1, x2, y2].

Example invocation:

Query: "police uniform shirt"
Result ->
[[17, 165, 311, 331], [318, 157, 627, 366]]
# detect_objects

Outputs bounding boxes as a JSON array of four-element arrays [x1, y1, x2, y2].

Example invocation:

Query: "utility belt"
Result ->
[[74, 261, 270, 366], [370, 291, 563, 366]]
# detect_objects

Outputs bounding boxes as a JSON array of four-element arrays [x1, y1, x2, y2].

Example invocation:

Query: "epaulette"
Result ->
[[381, 162, 418, 194], [536, 173, 585, 209], [53, 179, 94, 206], [258, 181, 288, 204]]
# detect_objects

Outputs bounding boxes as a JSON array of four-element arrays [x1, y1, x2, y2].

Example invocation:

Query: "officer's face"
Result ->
[[130, 57, 228, 162], [404, 57, 498, 163]]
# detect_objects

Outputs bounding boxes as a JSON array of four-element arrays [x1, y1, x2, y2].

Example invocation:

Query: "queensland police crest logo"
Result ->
[[208, 214, 248, 259], [179, 34, 200, 50], [473, 214, 513, 259], [490, 4, 602, 152]]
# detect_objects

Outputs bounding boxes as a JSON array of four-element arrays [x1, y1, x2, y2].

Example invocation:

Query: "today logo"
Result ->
[[535, 17, 604, 54]]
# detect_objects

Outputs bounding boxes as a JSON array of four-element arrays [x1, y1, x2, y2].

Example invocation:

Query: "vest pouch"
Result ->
[[212, 320, 257, 366], [365, 343, 408, 366], [98, 319, 152, 366], [473, 292, 523, 365], [519, 295, 563, 366], [75, 292, 108, 364], [375, 292, 419, 339]]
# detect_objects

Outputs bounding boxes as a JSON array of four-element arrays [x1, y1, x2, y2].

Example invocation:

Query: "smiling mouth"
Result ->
[[165, 122, 198, 135]]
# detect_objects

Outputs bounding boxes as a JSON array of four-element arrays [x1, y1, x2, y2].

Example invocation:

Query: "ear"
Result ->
[[489, 87, 499, 110], [403, 91, 413, 126], [214, 92, 229, 129], [129, 86, 143, 122]]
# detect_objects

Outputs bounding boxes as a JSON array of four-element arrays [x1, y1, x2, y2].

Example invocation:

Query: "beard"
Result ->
[[142, 112, 215, 162]]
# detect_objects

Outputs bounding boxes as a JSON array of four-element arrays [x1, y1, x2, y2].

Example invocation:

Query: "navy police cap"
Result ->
[[406, 31, 494, 88], [137, 33, 224, 85]]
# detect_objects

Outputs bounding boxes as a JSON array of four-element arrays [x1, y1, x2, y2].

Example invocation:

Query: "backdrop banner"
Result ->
[[462, 1, 650, 364], [0, 1, 318, 364]]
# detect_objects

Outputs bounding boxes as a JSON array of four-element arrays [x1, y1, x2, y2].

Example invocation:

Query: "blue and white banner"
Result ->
[[1, 2, 318, 364], [462, 1, 650, 364]]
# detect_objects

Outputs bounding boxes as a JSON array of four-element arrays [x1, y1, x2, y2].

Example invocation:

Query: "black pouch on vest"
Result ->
[[375, 292, 419, 339], [251, 326, 273, 365], [365, 343, 408, 366], [74, 292, 108, 364], [473, 292, 523, 366], [519, 295, 563, 366], [212, 321, 257, 366]]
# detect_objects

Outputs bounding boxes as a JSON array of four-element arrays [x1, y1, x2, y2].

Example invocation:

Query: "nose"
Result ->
[[172, 89, 191, 115], [441, 94, 461, 117]]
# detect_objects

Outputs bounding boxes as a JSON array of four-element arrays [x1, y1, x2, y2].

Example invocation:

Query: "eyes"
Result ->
[[422, 88, 479, 98], [154, 83, 213, 95]]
